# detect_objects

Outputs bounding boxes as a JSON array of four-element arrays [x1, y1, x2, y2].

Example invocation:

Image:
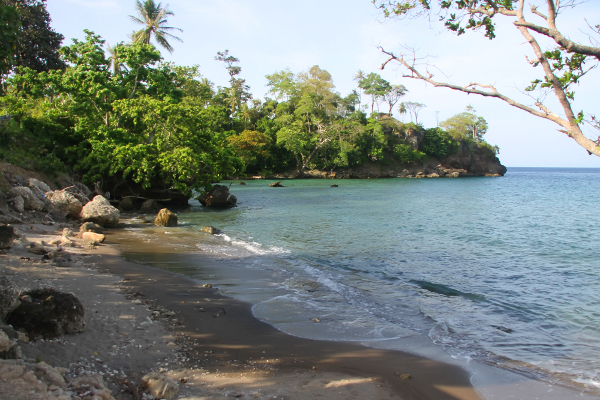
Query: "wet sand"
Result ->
[[98, 228, 482, 400]]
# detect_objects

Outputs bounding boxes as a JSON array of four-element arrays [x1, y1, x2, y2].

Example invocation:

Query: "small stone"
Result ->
[[201, 226, 220, 235], [82, 231, 106, 243], [141, 371, 179, 400], [80, 222, 104, 233]]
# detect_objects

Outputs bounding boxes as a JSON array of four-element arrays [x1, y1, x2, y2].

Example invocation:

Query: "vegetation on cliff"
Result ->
[[0, 0, 505, 201]]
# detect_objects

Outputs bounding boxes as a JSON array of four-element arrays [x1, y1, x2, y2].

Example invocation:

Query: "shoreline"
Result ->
[[4, 221, 598, 399], [101, 227, 482, 400]]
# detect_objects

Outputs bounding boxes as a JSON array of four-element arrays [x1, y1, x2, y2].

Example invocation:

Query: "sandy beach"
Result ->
[[0, 221, 484, 400]]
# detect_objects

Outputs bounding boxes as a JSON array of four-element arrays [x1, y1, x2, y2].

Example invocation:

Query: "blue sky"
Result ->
[[46, 0, 600, 168]]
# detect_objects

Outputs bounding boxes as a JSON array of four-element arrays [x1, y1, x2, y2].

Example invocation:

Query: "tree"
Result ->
[[440, 106, 488, 142], [0, 3, 20, 78], [0, 0, 64, 86], [382, 84, 407, 116], [358, 72, 391, 113], [130, 0, 182, 53], [374, 0, 600, 157], [403, 101, 425, 124], [4, 32, 240, 195], [215, 50, 251, 115]]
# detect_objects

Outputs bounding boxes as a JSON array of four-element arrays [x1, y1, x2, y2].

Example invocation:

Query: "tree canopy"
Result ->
[[374, 0, 600, 157]]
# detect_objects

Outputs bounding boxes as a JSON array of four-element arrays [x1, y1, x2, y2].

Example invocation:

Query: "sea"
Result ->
[[116, 167, 600, 399]]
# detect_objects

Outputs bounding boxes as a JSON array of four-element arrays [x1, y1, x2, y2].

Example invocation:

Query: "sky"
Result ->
[[45, 0, 600, 168]]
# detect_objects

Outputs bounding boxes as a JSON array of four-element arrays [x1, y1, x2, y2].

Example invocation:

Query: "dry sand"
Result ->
[[1, 223, 482, 400]]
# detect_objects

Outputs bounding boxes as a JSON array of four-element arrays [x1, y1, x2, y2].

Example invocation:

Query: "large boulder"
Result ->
[[0, 225, 14, 249], [197, 185, 237, 207], [118, 196, 135, 211], [45, 190, 83, 219], [0, 275, 20, 319], [8, 187, 44, 211], [155, 208, 178, 227], [28, 179, 51, 197], [7, 288, 85, 340], [80, 195, 120, 227], [141, 199, 159, 214]]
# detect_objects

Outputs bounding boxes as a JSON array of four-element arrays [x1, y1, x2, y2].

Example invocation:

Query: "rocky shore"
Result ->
[[0, 164, 487, 400]]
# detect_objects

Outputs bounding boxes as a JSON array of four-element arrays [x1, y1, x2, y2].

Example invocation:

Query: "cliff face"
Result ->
[[263, 145, 506, 180], [440, 142, 507, 176]]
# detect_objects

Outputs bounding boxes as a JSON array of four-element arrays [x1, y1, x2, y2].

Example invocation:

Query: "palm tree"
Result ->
[[129, 0, 182, 53]]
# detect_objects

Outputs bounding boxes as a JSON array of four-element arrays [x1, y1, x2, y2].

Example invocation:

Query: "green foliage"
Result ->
[[0, 4, 20, 77], [2, 32, 241, 195], [439, 106, 488, 141], [420, 127, 459, 158], [394, 144, 426, 163], [130, 0, 182, 53]]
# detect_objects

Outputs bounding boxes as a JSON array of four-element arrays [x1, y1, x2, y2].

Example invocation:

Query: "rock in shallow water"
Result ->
[[155, 208, 178, 227], [0, 225, 15, 249], [197, 185, 237, 207]]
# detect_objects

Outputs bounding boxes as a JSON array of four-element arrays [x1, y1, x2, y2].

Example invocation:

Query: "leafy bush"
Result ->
[[420, 128, 459, 158]]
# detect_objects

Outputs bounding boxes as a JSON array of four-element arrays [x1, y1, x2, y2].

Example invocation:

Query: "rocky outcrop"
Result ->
[[0, 225, 14, 249], [7, 288, 85, 340], [28, 178, 51, 197], [198, 185, 237, 207], [45, 190, 83, 219], [442, 142, 507, 176], [269, 181, 284, 187], [155, 208, 178, 227], [80, 195, 120, 227], [9, 186, 45, 211]]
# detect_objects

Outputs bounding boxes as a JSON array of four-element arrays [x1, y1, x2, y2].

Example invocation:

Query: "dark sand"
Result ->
[[98, 228, 482, 400]]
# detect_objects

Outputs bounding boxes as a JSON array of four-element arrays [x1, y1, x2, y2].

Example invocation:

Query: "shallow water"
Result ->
[[117, 168, 600, 395]]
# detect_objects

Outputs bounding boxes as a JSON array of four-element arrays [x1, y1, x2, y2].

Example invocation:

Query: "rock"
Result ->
[[0, 225, 15, 249], [0, 330, 12, 352], [141, 199, 159, 214], [0, 276, 20, 319], [28, 179, 52, 197], [82, 231, 105, 243], [141, 371, 179, 400], [0, 330, 21, 359], [269, 181, 284, 187], [9, 186, 45, 211], [118, 197, 134, 211], [35, 362, 67, 389], [197, 185, 237, 207], [155, 208, 178, 227], [7, 288, 86, 340], [331, 184, 338, 187], [62, 228, 73, 237], [69, 374, 106, 389], [80, 195, 120, 227], [26, 242, 51, 255], [201, 226, 220, 235], [45, 190, 83, 219], [12, 195, 24, 213], [79, 222, 104, 233], [426, 173, 440, 178], [240, 181, 246, 185]]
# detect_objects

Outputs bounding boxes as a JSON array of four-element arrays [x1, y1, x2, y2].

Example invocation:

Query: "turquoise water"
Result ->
[[119, 168, 600, 393]]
